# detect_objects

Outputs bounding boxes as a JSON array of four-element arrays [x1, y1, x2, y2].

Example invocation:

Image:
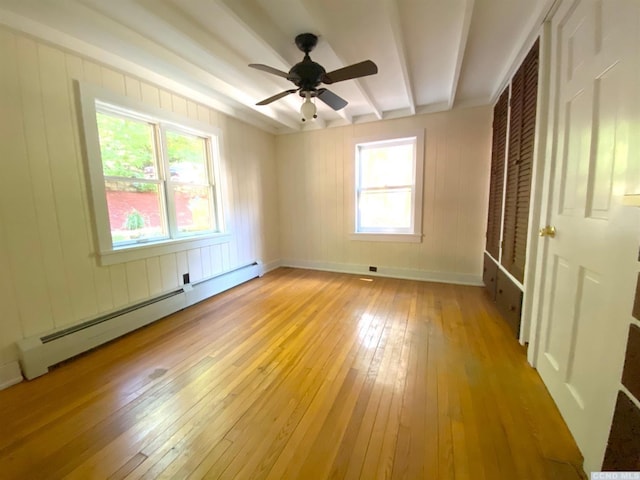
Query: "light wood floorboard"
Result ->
[[0, 268, 585, 479]]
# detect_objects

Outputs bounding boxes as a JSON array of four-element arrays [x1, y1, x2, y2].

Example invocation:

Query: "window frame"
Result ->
[[79, 82, 229, 266], [351, 130, 425, 243]]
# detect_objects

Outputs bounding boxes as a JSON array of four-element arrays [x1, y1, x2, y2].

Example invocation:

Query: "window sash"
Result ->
[[103, 179, 169, 246], [357, 188, 414, 233], [96, 105, 220, 247], [355, 137, 418, 235], [166, 184, 216, 237]]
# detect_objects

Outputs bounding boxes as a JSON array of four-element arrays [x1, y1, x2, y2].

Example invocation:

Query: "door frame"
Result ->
[[525, 11, 561, 367]]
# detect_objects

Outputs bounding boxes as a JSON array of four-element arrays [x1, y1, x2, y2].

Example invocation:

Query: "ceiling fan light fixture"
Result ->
[[250, 33, 378, 117], [300, 92, 317, 122]]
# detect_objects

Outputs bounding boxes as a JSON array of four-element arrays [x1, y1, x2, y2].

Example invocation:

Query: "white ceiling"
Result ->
[[0, 0, 554, 134]]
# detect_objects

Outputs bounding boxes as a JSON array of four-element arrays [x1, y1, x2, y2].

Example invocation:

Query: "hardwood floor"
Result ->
[[0, 268, 585, 479]]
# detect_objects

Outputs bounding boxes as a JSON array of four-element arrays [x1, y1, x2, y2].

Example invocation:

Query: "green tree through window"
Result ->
[[96, 113, 155, 179]]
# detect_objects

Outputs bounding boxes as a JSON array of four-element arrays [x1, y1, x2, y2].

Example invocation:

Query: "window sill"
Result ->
[[349, 233, 423, 243], [96, 233, 232, 266]]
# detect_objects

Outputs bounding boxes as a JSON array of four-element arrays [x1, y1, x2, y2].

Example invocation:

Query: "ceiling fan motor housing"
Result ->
[[290, 33, 325, 94], [289, 57, 326, 94]]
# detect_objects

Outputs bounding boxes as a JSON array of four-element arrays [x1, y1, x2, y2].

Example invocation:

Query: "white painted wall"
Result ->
[[275, 107, 492, 284], [0, 26, 280, 384]]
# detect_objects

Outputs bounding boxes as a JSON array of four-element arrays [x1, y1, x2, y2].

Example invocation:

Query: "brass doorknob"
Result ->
[[539, 225, 556, 238]]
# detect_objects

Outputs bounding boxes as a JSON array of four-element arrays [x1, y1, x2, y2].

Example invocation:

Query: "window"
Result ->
[[80, 84, 226, 265], [353, 133, 424, 242]]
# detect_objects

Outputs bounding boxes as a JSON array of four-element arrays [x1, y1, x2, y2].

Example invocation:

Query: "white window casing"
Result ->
[[351, 129, 425, 243], [78, 82, 229, 265]]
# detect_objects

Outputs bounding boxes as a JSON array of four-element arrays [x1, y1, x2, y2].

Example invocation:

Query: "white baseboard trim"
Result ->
[[17, 262, 262, 381], [0, 361, 23, 390], [281, 259, 483, 286]]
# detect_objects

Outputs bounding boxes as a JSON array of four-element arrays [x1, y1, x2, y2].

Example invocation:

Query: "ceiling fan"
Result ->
[[249, 33, 378, 121]]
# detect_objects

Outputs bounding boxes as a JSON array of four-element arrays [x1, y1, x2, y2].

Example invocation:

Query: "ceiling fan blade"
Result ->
[[256, 89, 298, 106], [323, 60, 378, 84], [317, 88, 348, 111], [249, 63, 290, 79]]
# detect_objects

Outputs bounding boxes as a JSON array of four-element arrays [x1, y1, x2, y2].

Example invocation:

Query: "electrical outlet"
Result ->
[[369, 266, 377, 272], [183, 273, 190, 284]]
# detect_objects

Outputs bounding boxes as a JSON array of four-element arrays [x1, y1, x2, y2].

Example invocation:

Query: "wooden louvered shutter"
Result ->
[[486, 88, 509, 259], [502, 39, 539, 282]]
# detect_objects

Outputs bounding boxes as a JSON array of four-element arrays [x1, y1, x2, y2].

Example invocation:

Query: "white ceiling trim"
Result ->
[[78, 0, 302, 130], [383, 0, 415, 116], [349, 77, 382, 120], [447, 0, 475, 110], [0, 6, 287, 134], [212, 0, 292, 74], [0, 0, 551, 134]]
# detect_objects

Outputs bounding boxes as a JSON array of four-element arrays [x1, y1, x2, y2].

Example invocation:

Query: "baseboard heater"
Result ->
[[17, 262, 262, 380]]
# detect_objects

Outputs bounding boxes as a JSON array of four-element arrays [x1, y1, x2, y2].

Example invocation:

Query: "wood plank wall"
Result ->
[[0, 24, 493, 380], [275, 107, 492, 284], [0, 26, 280, 370]]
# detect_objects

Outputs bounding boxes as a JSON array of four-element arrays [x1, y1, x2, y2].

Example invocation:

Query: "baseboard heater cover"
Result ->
[[17, 262, 261, 380]]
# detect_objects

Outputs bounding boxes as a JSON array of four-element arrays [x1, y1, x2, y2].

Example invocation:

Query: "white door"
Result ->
[[535, 0, 640, 472]]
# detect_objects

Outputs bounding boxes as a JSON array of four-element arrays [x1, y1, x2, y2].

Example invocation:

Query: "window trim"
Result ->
[[351, 130, 425, 242], [79, 82, 229, 266]]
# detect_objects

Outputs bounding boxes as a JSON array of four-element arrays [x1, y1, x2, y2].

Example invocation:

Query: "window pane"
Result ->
[[105, 181, 167, 244], [359, 189, 412, 229], [359, 143, 414, 188], [166, 131, 208, 184], [96, 112, 156, 179], [173, 185, 214, 233]]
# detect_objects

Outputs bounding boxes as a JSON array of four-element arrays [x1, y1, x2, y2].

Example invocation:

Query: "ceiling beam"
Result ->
[[333, 102, 353, 125], [447, 0, 475, 110], [70, 0, 302, 131], [0, 4, 288, 133], [213, 0, 293, 76], [383, 0, 415, 115], [346, 75, 381, 120], [120, 0, 303, 129]]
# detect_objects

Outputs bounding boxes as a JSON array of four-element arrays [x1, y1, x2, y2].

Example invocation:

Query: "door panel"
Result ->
[[544, 255, 574, 370], [559, 89, 590, 215], [536, 0, 639, 472], [587, 63, 623, 220], [566, 268, 602, 393]]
